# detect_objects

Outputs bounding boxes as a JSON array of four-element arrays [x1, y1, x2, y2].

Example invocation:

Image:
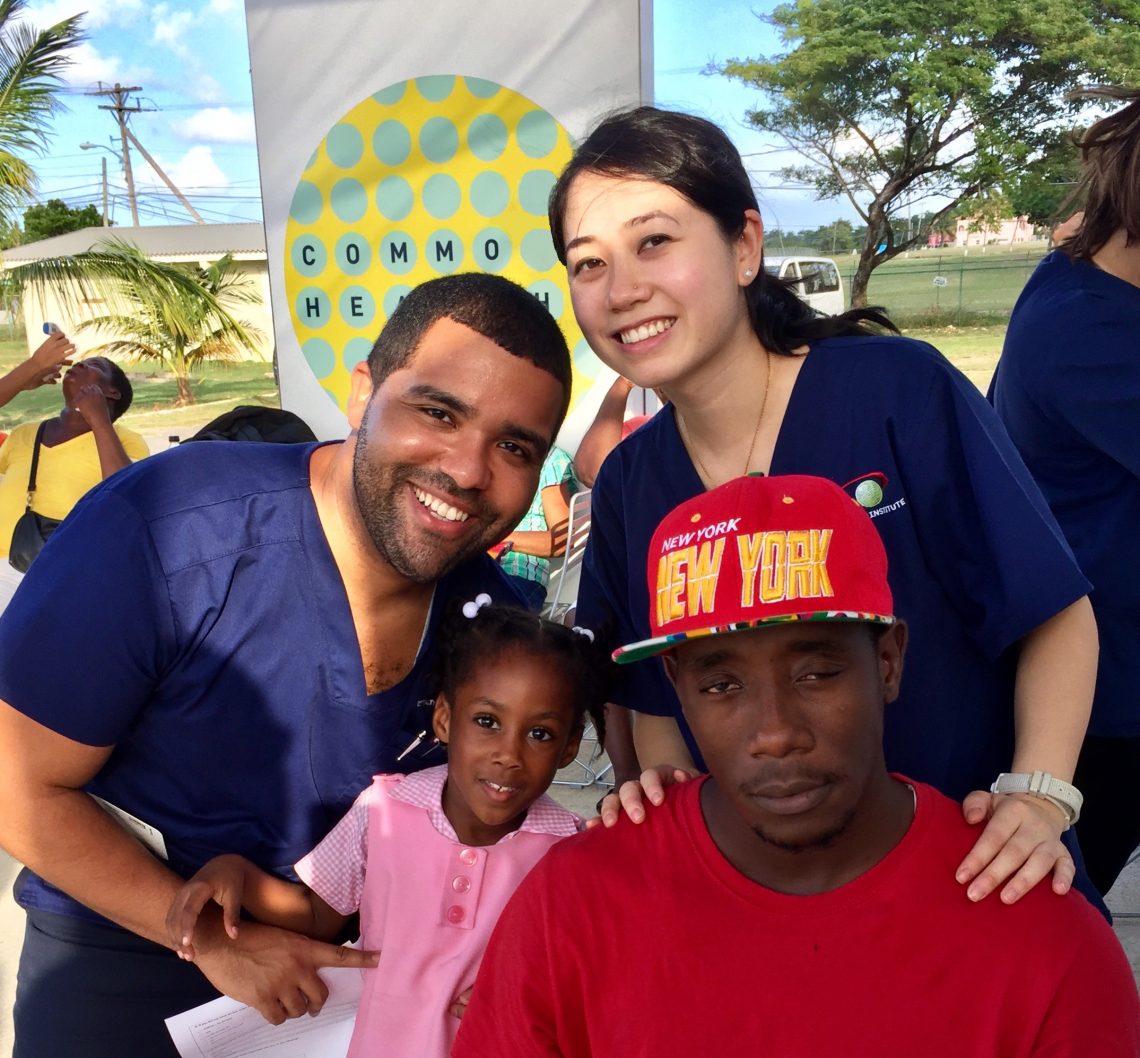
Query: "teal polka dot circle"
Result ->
[[518, 170, 556, 216], [339, 286, 376, 327], [572, 337, 602, 379], [296, 286, 331, 328], [290, 181, 322, 224], [422, 173, 461, 219], [335, 233, 371, 276], [380, 232, 416, 275], [302, 338, 335, 379], [372, 82, 406, 105], [383, 283, 413, 319], [330, 178, 367, 222], [342, 336, 373, 371], [470, 171, 509, 217], [528, 280, 563, 319], [326, 124, 364, 168], [517, 110, 558, 158], [419, 117, 459, 164], [473, 227, 511, 272], [468, 114, 508, 162], [426, 229, 463, 273], [416, 75, 455, 102], [464, 77, 500, 99], [521, 228, 557, 272], [376, 175, 414, 220], [373, 120, 411, 166], [291, 235, 326, 277]]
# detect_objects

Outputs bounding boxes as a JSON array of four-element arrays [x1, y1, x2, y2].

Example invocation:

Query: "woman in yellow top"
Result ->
[[0, 335, 149, 564]]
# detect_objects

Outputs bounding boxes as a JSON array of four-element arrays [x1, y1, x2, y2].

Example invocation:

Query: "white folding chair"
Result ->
[[543, 488, 591, 623]]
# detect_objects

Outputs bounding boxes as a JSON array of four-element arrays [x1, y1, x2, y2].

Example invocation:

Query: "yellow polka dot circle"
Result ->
[[284, 75, 599, 414]]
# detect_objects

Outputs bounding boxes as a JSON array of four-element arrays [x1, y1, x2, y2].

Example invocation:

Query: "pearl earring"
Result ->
[[744, 268, 753, 279]]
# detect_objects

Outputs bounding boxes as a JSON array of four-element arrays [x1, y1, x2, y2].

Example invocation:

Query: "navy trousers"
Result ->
[[14, 908, 221, 1058]]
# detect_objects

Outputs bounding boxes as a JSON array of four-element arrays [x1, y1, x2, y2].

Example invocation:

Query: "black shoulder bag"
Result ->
[[9, 421, 62, 573]]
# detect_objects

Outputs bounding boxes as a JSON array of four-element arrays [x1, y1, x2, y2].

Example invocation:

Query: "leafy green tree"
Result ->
[[1004, 132, 1083, 229], [720, 0, 1140, 305], [0, 1, 84, 224], [22, 198, 103, 242], [15, 240, 263, 404]]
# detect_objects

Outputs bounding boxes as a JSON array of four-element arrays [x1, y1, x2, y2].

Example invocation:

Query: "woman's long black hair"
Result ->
[[549, 106, 896, 357]]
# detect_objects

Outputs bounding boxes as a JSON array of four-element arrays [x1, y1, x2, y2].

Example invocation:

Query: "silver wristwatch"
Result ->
[[990, 771, 1083, 829]]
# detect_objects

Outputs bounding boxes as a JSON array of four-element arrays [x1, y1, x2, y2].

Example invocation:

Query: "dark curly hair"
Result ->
[[432, 600, 608, 746], [366, 272, 572, 434]]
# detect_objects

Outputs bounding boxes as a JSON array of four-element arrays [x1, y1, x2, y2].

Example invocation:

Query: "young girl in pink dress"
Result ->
[[166, 599, 606, 1057]]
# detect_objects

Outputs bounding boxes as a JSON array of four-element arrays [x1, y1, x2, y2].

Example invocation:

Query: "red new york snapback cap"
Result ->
[[613, 474, 895, 665]]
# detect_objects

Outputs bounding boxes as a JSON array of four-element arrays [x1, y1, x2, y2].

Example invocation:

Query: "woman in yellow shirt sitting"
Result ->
[[0, 337, 149, 584]]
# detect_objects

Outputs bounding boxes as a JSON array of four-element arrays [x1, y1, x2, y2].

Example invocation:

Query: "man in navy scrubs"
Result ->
[[0, 273, 573, 1057]]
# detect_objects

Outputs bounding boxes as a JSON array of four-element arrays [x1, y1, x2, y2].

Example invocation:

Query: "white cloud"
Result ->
[[27, 0, 144, 31], [62, 41, 153, 89], [174, 107, 255, 145], [151, 5, 195, 58], [207, 0, 239, 13], [135, 144, 230, 195], [191, 73, 226, 106]]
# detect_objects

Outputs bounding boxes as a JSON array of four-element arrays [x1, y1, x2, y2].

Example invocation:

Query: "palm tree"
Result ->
[[0, 0, 85, 223], [15, 240, 264, 404]]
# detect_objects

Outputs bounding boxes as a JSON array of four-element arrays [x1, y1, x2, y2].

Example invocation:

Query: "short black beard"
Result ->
[[351, 416, 501, 583], [749, 805, 856, 854]]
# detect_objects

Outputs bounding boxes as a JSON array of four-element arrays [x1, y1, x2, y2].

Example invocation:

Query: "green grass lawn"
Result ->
[[840, 241, 1047, 325], [901, 325, 1005, 393], [0, 319, 1003, 442], [0, 341, 279, 435]]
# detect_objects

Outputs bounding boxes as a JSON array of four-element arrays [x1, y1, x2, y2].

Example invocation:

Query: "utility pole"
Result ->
[[99, 155, 108, 225], [122, 127, 204, 224], [89, 83, 141, 225], [87, 82, 205, 226]]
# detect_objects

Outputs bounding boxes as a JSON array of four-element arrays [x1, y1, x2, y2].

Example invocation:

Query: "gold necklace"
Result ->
[[677, 350, 771, 487]]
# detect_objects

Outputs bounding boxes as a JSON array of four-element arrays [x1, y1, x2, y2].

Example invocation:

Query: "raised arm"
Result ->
[[573, 376, 635, 488], [70, 382, 134, 477], [0, 333, 75, 409]]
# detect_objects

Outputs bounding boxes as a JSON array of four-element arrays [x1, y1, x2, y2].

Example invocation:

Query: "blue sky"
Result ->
[[26, 0, 262, 226], [23, 0, 852, 233]]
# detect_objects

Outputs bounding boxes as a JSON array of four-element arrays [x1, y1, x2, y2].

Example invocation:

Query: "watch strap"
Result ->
[[989, 771, 1082, 828]]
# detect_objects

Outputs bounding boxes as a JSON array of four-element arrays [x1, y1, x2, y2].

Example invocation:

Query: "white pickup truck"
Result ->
[[763, 256, 846, 315]]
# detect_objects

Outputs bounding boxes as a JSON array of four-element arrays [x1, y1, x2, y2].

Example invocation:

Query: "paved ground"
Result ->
[[1, 765, 1137, 1057]]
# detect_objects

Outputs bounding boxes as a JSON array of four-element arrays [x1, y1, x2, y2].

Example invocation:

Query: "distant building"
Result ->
[[0, 222, 272, 361], [954, 215, 1034, 247]]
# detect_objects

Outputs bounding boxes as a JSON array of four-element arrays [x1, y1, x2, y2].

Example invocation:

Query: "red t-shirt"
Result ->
[[454, 778, 1139, 1058]]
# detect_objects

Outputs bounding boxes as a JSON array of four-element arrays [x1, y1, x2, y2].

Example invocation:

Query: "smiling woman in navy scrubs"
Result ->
[[552, 106, 1099, 908]]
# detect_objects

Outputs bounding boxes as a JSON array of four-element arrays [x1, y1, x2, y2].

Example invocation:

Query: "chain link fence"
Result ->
[[839, 251, 1048, 324]]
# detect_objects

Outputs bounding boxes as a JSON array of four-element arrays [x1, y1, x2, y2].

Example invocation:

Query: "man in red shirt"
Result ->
[[455, 473, 1139, 1058]]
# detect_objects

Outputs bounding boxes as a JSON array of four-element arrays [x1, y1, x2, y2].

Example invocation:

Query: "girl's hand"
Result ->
[[25, 332, 74, 388], [955, 790, 1074, 904], [166, 853, 249, 959], [589, 764, 700, 828]]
